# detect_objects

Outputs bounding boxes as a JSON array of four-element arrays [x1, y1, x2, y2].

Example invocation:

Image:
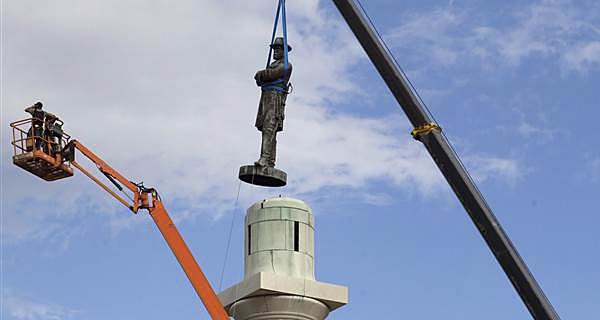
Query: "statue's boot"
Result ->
[[255, 127, 275, 167], [255, 157, 269, 167], [268, 134, 277, 167]]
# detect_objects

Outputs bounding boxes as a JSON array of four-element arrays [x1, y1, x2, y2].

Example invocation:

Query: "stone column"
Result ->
[[219, 197, 347, 320]]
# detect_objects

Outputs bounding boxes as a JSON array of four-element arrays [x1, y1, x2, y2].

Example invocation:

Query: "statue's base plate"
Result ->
[[239, 165, 287, 187]]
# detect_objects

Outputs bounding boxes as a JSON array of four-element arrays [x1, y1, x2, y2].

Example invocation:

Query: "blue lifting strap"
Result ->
[[262, 0, 290, 93]]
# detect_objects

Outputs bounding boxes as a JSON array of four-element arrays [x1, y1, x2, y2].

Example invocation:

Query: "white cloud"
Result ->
[[2, 0, 520, 243], [3, 293, 78, 320], [465, 156, 522, 184], [515, 119, 556, 141], [564, 41, 600, 73], [385, 0, 600, 72], [385, 7, 463, 66]]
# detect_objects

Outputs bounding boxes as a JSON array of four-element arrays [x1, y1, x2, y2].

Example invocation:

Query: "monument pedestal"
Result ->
[[218, 197, 347, 320], [239, 165, 287, 187]]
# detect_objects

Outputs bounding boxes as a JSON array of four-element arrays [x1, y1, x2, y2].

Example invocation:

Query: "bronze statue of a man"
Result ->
[[254, 37, 292, 168]]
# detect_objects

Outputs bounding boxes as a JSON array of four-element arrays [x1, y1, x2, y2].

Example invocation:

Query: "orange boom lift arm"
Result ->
[[10, 110, 229, 320], [62, 140, 229, 320]]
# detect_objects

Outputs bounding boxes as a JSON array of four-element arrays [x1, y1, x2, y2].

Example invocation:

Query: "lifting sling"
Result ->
[[261, 0, 291, 93]]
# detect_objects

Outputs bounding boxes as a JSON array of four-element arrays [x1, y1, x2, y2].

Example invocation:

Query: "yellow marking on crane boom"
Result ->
[[411, 123, 441, 139]]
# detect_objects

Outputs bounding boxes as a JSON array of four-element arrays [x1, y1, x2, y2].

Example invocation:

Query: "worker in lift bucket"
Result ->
[[253, 37, 293, 168], [24, 102, 46, 151], [43, 112, 63, 155]]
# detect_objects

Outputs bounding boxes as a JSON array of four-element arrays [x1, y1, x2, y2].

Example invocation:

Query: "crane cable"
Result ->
[[354, 3, 561, 315], [218, 180, 242, 292], [354, 0, 495, 215], [354, 0, 440, 127]]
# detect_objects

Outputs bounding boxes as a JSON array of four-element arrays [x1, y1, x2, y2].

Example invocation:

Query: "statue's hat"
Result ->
[[270, 37, 292, 52]]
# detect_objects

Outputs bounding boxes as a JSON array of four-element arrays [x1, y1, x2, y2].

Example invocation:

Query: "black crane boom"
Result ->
[[331, 1, 561, 319]]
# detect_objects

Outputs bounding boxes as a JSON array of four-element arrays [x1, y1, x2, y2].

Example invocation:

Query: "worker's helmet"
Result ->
[[270, 37, 292, 52], [45, 112, 58, 122], [24, 102, 43, 115]]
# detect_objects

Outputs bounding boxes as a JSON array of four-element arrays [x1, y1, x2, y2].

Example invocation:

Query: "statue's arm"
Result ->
[[254, 63, 292, 85]]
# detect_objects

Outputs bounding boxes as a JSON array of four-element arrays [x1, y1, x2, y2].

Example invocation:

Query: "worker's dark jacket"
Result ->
[[254, 59, 292, 132]]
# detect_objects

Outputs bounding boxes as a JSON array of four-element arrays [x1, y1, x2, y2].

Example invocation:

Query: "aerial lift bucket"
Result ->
[[10, 118, 74, 181]]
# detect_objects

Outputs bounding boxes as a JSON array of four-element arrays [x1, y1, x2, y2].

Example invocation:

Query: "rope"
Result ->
[[218, 180, 242, 291]]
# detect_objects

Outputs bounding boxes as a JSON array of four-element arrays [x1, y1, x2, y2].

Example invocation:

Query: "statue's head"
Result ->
[[270, 37, 292, 61]]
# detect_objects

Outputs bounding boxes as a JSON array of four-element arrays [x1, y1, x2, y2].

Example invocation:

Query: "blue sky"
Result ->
[[2, 0, 599, 319]]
